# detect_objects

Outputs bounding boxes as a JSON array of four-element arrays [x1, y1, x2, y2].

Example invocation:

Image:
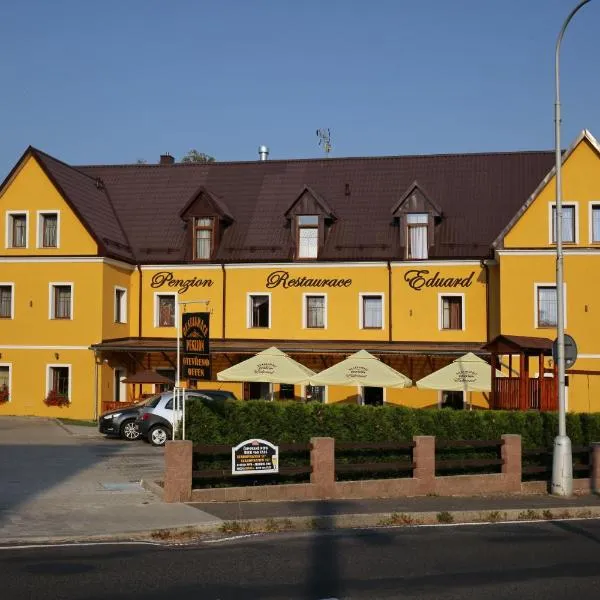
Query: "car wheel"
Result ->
[[120, 419, 141, 441], [149, 425, 169, 447]]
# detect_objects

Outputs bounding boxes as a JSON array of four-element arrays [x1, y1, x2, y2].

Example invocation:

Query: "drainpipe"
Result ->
[[481, 259, 490, 343], [221, 263, 226, 339], [137, 264, 143, 338], [387, 261, 392, 342], [93, 351, 99, 421]]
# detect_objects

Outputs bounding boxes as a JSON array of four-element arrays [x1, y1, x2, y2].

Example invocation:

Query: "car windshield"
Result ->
[[133, 394, 163, 408]]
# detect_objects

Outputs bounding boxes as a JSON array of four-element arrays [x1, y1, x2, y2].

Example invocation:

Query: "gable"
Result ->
[[284, 185, 336, 220], [391, 181, 442, 217], [498, 130, 600, 249], [0, 154, 98, 255], [179, 187, 234, 222]]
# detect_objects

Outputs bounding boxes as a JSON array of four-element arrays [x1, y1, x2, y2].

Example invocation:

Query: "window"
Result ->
[[279, 384, 295, 400], [38, 212, 59, 248], [440, 295, 464, 330], [591, 205, 600, 243], [248, 294, 270, 328], [360, 294, 383, 329], [114, 287, 127, 323], [194, 217, 214, 260], [304, 294, 326, 328], [407, 213, 428, 259], [50, 284, 72, 319], [537, 285, 557, 328], [155, 294, 176, 327], [6, 212, 27, 248], [551, 204, 576, 243], [440, 391, 464, 410], [48, 365, 70, 400], [0, 365, 10, 401], [297, 215, 319, 259], [305, 385, 325, 403], [0, 284, 14, 319]]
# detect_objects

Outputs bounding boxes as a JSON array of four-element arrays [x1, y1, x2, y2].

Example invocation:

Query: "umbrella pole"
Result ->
[[469, 391, 473, 411]]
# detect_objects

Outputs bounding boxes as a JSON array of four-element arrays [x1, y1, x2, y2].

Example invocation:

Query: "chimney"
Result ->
[[258, 145, 269, 161], [160, 153, 175, 165]]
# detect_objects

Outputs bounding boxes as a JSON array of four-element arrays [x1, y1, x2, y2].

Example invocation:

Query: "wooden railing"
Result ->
[[492, 378, 557, 412]]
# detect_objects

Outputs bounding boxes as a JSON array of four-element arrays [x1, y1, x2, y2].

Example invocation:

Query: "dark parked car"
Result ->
[[98, 394, 164, 441], [137, 389, 237, 446]]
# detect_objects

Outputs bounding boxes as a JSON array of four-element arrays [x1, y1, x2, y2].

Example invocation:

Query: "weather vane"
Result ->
[[316, 128, 332, 157]]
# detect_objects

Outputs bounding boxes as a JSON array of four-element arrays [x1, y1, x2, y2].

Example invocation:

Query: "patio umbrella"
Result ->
[[217, 346, 316, 385], [309, 350, 412, 403], [416, 352, 503, 410]]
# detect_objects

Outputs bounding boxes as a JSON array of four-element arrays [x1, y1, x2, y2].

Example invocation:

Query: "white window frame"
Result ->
[[438, 293, 466, 331], [36, 210, 60, 249], [0, 363, 12, 401], [302, 293, 327, 329], [46, 363, 72, 402], [114, 286, 128, 324], [0, 282, 15, 319], [548, 202, 578, 245], [358, 292, 385, 330], [154, 292, 177, 328], [302, 383, 328, 403], [588, 202, 600, 244], [5, 210, 29, 249], [534, 282, 567, 329], [297, 215, 319, 259], [246, 292, 271, 329], [48, 282, 74, 320]]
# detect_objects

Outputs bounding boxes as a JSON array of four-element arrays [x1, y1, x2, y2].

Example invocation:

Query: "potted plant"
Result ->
[[0, 384, 9, 403], [44, 389, 69, 407]]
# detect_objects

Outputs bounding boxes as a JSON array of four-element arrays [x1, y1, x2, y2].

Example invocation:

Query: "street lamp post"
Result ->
[[552, 0, 592, 497]]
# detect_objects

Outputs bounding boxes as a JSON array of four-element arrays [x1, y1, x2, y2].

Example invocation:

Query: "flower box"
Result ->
[[44, 389, 69, 407]]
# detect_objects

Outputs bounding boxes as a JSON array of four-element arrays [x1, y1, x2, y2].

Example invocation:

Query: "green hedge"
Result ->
[[185, 399, 600, 449]]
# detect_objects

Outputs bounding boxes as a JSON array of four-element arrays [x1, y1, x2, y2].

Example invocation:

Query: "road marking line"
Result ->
[[0, 541, 162, 551]]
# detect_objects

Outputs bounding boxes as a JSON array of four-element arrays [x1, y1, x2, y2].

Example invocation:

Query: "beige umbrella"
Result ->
[[416, 352, 503, 410], [309, 350, 412, 403], [217, 346, 315, 385]]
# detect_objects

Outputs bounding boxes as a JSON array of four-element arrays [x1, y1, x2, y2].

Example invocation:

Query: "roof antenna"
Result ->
[[316, 128, 332, 157]]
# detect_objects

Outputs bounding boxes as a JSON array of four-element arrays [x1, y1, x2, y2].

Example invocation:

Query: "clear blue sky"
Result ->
[[1, 0, 599, 178]]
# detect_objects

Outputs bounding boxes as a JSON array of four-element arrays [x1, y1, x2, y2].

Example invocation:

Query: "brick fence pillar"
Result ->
[[310, 437, 335, 499], [413, 436, 435, 494], [501, 434, 522, 492], [163, 440, 193, 502], [591, 443, 600, 494]]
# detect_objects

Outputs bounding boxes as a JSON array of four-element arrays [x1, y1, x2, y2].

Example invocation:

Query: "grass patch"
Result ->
[[517, 509, 541, 521], [219, 520, 253, 535], [485, 510, 504, 523], [436, 511, 454, 524], [58, 418, 97, 427]]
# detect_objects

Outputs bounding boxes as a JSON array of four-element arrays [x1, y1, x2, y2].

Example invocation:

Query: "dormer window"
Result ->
[[194, 217, 214, 260], [297, 215, 319, 259], [407, 213, 428, 259]]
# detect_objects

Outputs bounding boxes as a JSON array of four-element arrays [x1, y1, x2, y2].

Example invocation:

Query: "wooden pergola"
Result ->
[[483, 335, 556, 411]]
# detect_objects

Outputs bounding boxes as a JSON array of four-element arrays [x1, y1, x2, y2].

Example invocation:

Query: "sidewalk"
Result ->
[[1, 416, 599, 544]]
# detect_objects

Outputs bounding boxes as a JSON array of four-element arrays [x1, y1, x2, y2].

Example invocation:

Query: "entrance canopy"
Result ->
[[309, 350, 412, 388], [416, 352, 502, 392], [122, 370, 173, 384], [217, 347, 315, 384]]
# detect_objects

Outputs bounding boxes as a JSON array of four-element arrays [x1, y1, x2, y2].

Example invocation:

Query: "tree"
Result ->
[[180, 149, 215, 163]]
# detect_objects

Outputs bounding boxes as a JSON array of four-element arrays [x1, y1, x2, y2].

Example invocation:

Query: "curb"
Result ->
[[2, 505, 599, 546]]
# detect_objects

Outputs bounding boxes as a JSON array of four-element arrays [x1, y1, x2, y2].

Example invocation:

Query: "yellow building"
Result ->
[[0, 133, 597, 419]]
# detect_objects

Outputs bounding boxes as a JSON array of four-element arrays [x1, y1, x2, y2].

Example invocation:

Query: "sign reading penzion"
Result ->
[[150, 271, 214, 294]]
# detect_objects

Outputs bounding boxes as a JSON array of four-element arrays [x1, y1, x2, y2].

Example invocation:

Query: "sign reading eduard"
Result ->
[[151, 271, 214, 294], [404, 269, 475, 292], [232, 439, 279, 475], [181, 312, 211, 380]]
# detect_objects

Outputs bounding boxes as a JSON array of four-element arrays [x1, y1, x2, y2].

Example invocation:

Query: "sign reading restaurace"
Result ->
[[181, 312, 211, 380], [232, 439, 279, 475]]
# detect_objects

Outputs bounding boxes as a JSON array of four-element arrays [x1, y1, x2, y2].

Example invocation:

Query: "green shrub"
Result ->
[[185, 398, 600, 448]]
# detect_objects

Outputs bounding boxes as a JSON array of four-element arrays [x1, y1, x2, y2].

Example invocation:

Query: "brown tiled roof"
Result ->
[[5, 146, 555, 264], [31, 149, 134, 261], [484, 334, 554, 355]]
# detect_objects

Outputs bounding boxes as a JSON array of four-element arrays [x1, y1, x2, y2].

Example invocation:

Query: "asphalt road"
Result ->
[[3, 519, 600, 599]]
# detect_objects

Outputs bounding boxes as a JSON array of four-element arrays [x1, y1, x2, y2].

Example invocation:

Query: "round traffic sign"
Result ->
[[552, 334, 578, 369]]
